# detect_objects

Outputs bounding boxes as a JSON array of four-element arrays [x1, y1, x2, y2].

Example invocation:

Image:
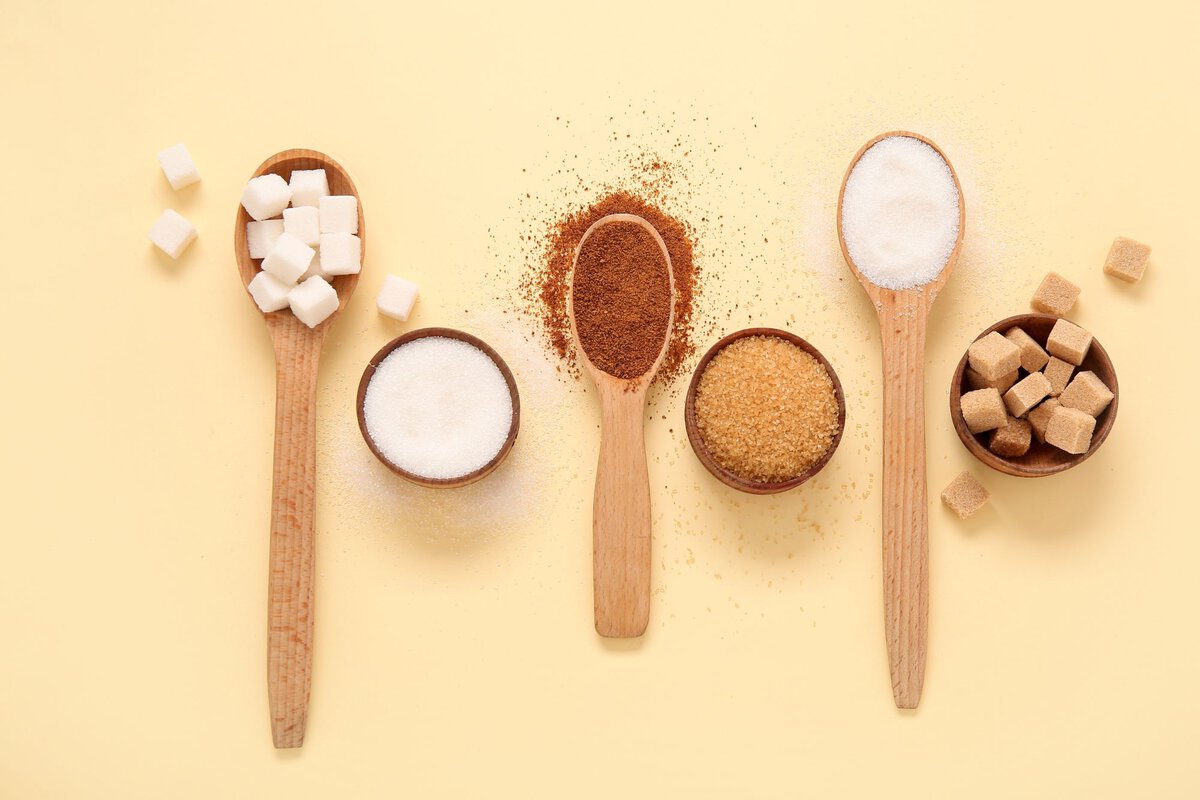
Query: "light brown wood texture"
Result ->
[[234, 149, 364, 748], [950, 314, 1118, 476], [837, 132, 965, 710], [568, 214, 676, 638], [355, 327, 521, 488], [683, 328, 847, 495]]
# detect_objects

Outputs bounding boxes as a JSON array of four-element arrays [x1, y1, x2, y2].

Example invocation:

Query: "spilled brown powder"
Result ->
[[694, 336, 839, 483], [571, 221, 671, 379]]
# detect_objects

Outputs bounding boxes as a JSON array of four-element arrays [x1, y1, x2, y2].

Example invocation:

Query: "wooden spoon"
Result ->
[[568, 213, 675, 638], [234, 148, 364, 748], [836, 131, 964, 709]]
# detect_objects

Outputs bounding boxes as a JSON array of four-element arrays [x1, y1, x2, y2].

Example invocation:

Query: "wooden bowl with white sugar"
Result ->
[[356, 328, 521, 489], [950, 314, 1119, 477]]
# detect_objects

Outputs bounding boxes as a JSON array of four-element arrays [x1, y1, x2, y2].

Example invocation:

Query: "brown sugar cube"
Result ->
[[1044, 406, 1096, 454], [1046, 318, 1093, 366], [965, 367, 1018, 394], [941, 471, 989, 519], [989, 416, 1032, 458], [1043, 357, 1074, 397], [1003, 371, 1052, 418], [1058, 370, 1114, 417], [1031, 272, 1081, 315], [1027, 398, 1061, 443], [967, 331, 1021, 381], [1005, 326, 1050, 372], [1104, 236, 1151, 283], [960, 387, 1007, 434]]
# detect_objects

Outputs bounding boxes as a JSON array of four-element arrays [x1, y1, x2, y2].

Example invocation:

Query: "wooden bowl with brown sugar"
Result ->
[[684, 328, 846, 495], [950, 313, 1119, 477]]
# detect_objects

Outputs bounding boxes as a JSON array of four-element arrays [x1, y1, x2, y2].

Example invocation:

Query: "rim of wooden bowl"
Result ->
[[949, 313, 1119, 477], [683, 328, 847, 495], [356, 328, 521, 489]]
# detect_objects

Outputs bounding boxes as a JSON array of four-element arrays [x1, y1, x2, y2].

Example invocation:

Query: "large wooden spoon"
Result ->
[[234, 149, 363, 747], [836, 132, 964, 709], [568, 213, 675, 638]]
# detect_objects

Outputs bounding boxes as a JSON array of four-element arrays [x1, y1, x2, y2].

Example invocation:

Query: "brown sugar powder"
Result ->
[[571, 220, 672, 379], [694, 336, 840, 483]]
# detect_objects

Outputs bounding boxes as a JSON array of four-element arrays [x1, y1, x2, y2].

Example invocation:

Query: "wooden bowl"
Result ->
[[356, 328, 520, 488], [950, 314, 1118, 477], [684, 328, 847, 494]]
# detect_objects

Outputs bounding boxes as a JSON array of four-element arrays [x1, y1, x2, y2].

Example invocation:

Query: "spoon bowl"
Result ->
[[567, 213, 675, 638], [837, 131, 963, 710], [234, 148, 363, 748]]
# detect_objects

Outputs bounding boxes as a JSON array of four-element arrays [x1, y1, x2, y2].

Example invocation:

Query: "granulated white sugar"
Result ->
[[362, 337, 513, 480], [840, 135, 961, 290]]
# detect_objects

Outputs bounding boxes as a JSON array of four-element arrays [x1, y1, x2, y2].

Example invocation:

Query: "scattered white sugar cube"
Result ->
[[247, 271, 293, 312], [288, 276, 339, 328], [262, 232, 315, 284], [319, 195, 358, 234], [246, 219, 284, 259], [148, 209, 197, 259], [376, 275, 419, 321], [319, 233, 361, 275], [241, 174, 292, 221], [289, 169, 329, 208], [157, 143, 201, 190], [283, 206, 320, 247]]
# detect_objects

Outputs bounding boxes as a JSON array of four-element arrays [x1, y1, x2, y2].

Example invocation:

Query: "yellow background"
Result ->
[[2, 1, 1197, 796]]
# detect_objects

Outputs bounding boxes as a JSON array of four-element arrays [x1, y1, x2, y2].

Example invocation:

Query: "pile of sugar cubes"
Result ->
[[242, 169, 361, 328], [148, 143, 201, 259], [959, 318, 1113, 457]]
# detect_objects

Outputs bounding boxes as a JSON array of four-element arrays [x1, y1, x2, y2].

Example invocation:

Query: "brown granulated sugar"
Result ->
[[571, 220, 672, 379], [694, 336, 840, 483]]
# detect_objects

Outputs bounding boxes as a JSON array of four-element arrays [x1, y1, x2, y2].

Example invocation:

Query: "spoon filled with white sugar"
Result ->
[[234, 148, 364, 749], [837, 132, 964, 710]]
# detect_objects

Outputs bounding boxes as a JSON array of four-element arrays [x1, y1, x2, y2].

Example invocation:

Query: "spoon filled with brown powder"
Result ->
[[568, 213, 675, 638]]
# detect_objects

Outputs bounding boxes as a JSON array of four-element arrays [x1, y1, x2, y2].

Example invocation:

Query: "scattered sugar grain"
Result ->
[[362, 337, 514, 480]]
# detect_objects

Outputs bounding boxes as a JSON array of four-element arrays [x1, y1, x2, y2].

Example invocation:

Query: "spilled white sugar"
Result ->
[[362, 337, 513, 480], [840, 135, 961, 290]]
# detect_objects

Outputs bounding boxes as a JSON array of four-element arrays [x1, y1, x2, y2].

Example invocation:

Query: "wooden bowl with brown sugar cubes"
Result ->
[[949, 314, 1118, 477]]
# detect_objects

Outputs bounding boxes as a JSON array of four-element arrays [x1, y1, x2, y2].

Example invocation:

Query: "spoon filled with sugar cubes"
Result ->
[[837, 132, 964, 710], [234, 148, 364, 748]]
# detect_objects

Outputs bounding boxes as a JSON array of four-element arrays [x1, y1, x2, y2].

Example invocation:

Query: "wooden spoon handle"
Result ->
[[267, 330, 322, 748], [878, 305, 930, 709], [592, 382, 652, 638]]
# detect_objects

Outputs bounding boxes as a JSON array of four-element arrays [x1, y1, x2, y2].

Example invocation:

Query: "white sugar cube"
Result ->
[[376, 275, 419, 321], [262, 233, 315, 284], [247, 271, 293, 312], [283, 206, 320, 247], [241, 174, 292, 221], [300, 248, 325, 280], [319, 195, 358, 234], [157, 143, 201, 190], [289, 169, 329, 208], [246, 219, 284, 259], [148, 209, 197, 259], [318, 233, 361, 275], [288, 276, 339, 328]]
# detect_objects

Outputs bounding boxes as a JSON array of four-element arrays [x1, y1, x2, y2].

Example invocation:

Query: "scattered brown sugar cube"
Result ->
[[941, 471, 989, 519], [965, 367, 1018, 394], [1043, 357, 1075, 397], [1031, 272, 1081, 315], [1003, 371, 1052, 418], [1104, 236, 1151, 283], [1027, 398, 1061, 443], [1045, 406, 1096, 454], [1058, 370, 1114, 417], [1046, 318, 1093, 366], [989, 416, 1032, 457], [960, 387, 1007, 434], [967, 331, 1021, 381], [1005, 327, 1050, 372]]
